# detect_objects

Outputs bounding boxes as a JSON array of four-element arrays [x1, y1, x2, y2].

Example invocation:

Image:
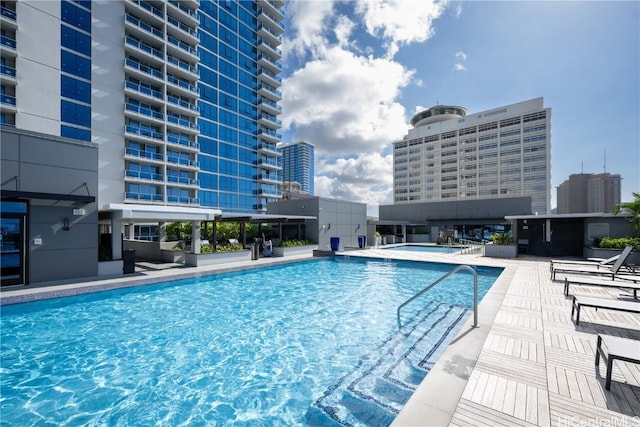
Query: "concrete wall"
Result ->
[[267, 197, 367, 251], [379, 197, 532, 223], [1, 128, 99, 283]]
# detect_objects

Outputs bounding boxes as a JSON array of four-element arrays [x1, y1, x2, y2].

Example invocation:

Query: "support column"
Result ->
[[192, 220, 201, 254], [127, 222, 135, 240], [212, 221, 218, 251], [158, 222, 167, 242], [111, 218, 123, 260]]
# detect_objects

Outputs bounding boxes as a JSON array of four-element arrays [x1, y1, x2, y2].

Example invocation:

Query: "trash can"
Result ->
[[251, 243, 259, 260], [358, 235, 366, 248], [330, 237, 340, 251], [123, 249, 136, 274]]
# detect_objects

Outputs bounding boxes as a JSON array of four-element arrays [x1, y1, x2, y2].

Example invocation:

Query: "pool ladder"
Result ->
[[397, 265, 479, 331]]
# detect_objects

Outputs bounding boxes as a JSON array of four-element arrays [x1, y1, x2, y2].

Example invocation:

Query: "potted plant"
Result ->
[[483, 232, 517, 258]]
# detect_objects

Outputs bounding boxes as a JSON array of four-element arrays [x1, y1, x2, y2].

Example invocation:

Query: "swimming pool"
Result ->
[[1, 258, 502, 426], [382, 244, 462, 253]]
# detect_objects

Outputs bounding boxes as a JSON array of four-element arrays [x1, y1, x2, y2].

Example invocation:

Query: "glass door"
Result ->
[[1, 201, 27, 286]]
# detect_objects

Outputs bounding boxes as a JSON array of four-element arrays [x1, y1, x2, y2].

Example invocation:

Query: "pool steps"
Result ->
[[308, 301, 470, 426]]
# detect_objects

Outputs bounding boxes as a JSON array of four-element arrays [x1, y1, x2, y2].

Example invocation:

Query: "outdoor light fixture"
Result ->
[[63, 218, 70, 231]]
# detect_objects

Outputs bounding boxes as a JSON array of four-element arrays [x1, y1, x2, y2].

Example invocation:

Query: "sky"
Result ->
[[277, 0, 640, 217]]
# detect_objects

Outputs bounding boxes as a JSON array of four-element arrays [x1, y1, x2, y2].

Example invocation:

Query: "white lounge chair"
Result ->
[[571, 295, 640, 325], [564, 276, 640, 299], [595, 334, 640, 390], [551, 245, 634, 280], [550, 254, 619, 272]]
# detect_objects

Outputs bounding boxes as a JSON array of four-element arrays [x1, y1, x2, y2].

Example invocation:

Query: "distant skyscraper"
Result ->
[[0, 0, 284, 214], [557, 173, 621, 214], [392, 98, 551, 214], [280, 141, 314, 195]]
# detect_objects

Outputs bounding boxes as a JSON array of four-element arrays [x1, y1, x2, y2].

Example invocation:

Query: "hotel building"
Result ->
[[0, 0, 284, 215], [557, 172, 622, 214], [392, 98, 551, 215]]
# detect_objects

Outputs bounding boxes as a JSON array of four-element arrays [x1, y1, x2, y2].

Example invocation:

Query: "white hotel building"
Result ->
[[393, 98, 551, 215]]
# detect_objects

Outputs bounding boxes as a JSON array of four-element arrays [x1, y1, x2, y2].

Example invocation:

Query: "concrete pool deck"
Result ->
[[2, 249, 639, 426]]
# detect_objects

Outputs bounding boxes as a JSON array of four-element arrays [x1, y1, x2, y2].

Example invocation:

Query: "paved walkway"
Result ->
[[2, 248, 639, 426]]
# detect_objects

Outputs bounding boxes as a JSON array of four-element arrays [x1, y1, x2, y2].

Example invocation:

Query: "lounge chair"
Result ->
[[550, 254, 619, 273], [571, 295, 640, 325], [551, 245, 634, 280], [595, 334, 640, 390], [564, 276, 640, 299]]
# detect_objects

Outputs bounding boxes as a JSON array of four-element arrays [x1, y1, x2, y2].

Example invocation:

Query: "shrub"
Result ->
[[280, 239, 315, 247], [591, 237, 602, 248], [491, 232, 514, 245], [216, 243, 244, 252], [598, 237, 640, 250]]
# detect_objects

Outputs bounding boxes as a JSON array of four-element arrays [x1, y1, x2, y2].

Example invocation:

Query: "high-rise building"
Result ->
[[392, 98, 551, 214], [279, 141, 314, 195], [0, 0, 283, 214], [557, 173, 621, 214]]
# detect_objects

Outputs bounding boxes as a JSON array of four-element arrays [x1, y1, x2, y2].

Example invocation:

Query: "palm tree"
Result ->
[[614, 192, 640, 236]]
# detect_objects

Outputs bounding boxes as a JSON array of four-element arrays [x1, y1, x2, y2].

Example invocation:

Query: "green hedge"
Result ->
[[280, 239, 315, 247], [597, 237, 640, 250]]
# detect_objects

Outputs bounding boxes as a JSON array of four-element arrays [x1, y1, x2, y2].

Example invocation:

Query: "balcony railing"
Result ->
[[259, 114, 282, 126], [0, 64, 16, 78], [125, 80, 163, 100], [168, 176, 199, 185], [1, 35, 17, 49], [125, 13, 163, 38], [126, 36, 164, 59], [167, 95, 198, 112], [167, 55, 199, 75], [125, 192, 163, 202], [258, 99, 282, 113], [258, 128, 282, 140], [168, 115, 198, 130], [167, 195, 199, 204], [125, 102, 164, 120], [167, 75, 199, 94], [258, 83, 282, 98], [125, 147, 163, 161], [167, 35, 197, 56], [168, 0, 198, 19], [125, 124, 163, 140], [167, 133, 199, 149], [0, 6, 17, 20], [126, 170, 164, 181], [167, 156, 198, 167], [0, 94, 16, 105], [167, 15, 197, 37], [131, 0, 163, 19], [125, 58, 163, 79]]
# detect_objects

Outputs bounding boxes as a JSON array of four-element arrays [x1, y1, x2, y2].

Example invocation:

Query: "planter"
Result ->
[[161, 250, 185, 263], [330, 237, 340, 251], [98, 260, 123, 276], [185, 250, 250, 267], [272, 245, 318, 258], [483, 244, 518, 258]]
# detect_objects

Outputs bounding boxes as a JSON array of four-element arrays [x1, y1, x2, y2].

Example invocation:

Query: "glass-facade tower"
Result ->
[[280, 141, 314, 195], [1, 0, 284, 214]]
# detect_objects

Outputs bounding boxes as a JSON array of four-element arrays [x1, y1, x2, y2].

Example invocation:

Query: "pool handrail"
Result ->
[[397, 264, 478, 331]]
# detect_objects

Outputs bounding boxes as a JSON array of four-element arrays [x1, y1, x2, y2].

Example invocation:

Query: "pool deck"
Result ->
[[2, 249, 639, 426]]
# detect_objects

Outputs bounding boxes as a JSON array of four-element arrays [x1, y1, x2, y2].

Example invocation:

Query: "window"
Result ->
[[61, 50, 91, 79], [61, 75, 90, 103], [62, 1, 91, 33], [61, 25, 91, 56], [61, 100, 90, 127]]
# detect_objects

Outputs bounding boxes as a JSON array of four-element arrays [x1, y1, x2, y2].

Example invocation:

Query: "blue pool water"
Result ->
[[382, 244, 462, 253], [1, 258, 502, 426]]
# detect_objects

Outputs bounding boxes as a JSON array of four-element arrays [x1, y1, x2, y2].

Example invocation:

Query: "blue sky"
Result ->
[[278, 1, 640, 215]]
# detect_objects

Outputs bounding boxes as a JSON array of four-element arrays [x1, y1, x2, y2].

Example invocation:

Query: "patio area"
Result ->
[[1, 249, 638, 426]]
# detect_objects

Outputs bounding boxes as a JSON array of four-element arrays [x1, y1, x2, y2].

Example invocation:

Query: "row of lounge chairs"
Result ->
[[552, 245, 639, 391]]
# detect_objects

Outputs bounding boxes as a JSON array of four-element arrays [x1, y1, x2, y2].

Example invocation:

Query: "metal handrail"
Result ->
[[397, 264, 478, 331]]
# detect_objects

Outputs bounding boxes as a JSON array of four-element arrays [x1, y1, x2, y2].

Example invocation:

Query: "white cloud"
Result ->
[[280, 0, 450, 212], [314, 152, 394, 207], [281, 47, 412, 154], [455, 3, 462, 18], [454, 63, 467, 71], [454, 50, 467, 71], [455, 51, 467, 61], [355, 0, 447, 58]]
